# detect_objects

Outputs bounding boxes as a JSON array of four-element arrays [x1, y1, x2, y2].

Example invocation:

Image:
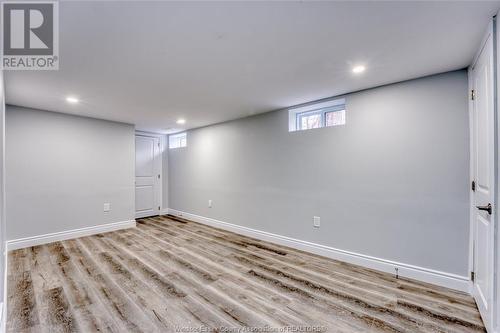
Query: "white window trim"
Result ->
[[288, 98, 346, 132]]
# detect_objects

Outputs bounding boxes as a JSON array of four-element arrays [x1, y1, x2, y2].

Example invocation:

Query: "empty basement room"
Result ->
[[3, 0, 500, 332]]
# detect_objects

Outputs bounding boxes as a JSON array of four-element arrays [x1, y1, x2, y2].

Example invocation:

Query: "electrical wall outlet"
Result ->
[[103, 203, 111, 212], [313, 216, 320, 228], [208, 199, 212, 208]]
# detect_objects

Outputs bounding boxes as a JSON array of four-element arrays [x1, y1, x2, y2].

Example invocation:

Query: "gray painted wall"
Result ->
[[6, 106, 135, 240], [0, 71, 5, 320], [169, 70, 470, 276]]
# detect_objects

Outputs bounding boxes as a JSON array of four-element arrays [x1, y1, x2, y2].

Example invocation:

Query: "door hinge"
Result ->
[[472, 180, 476, 191], [471, 89, 475, 101], [158, 174, 160, 179], [471, 271, 475, 282]]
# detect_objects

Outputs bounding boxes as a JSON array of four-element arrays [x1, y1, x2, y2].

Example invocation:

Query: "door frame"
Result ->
[[495, 13, 500, 333], [469, 19, 498, 332], [135, 131, 164, 218]]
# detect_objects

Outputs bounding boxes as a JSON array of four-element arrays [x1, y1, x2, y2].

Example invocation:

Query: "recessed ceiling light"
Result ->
[[176, 119, 186, 125], [66, 96, 79, 104], [352, 65, 366, 74]]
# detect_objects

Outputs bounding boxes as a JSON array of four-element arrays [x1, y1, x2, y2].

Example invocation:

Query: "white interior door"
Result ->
[[471, 31, 495, 332], [135, 135, 161, 218]]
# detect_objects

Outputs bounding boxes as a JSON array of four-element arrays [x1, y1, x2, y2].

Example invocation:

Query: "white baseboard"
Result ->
[[167, 208, 470, 293], [6, 220, 136, 251]]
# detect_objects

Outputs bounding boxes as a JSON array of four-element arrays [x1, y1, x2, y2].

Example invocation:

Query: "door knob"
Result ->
[[476, 203, 492, 215]]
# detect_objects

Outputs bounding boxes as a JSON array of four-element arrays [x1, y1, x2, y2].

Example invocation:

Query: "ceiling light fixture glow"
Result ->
[[176, 119, 186, 125], [352, 65, 366, 74], [66, 96, 79, 104]]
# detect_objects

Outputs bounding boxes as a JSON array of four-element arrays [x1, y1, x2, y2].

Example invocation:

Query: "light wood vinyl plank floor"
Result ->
[[7, 215, 485, 333]]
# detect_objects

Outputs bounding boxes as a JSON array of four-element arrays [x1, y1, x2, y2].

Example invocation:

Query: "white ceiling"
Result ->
[[5, 1, 500, 133]]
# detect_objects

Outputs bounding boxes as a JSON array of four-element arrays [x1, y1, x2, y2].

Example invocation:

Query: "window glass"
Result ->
[[325, 109, 345, 127], [300, 113, 322, 130], [169, 132, 187, 149]]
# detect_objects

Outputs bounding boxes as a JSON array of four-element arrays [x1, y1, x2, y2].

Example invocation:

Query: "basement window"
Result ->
[[289, 98, 346, 132], [169, 132, 187, 149]]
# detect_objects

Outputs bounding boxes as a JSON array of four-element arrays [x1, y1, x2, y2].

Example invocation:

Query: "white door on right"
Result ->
[[135, 135, 161, 218], [471, 31, 494, 332]]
